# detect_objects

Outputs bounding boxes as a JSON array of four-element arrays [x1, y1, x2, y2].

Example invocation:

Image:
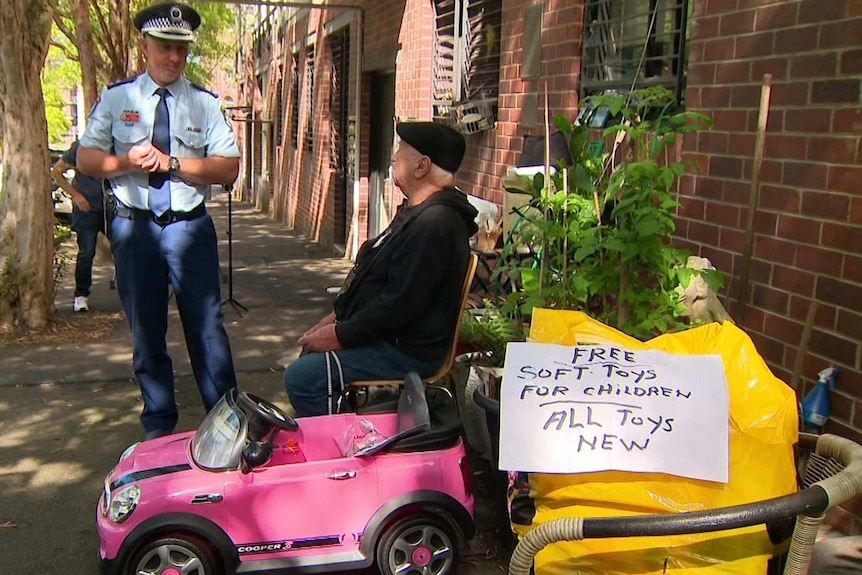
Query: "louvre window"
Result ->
[[304, 45, 316, 152], [582, 0, 691, 102], [433, 0, 502, 121]]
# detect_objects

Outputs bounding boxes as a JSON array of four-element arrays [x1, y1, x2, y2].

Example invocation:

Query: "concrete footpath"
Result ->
[[0, 193, 352, 387], [0, 194, 507, 575]]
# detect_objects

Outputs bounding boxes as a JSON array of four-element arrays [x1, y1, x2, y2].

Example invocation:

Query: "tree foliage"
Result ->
[[42, 43, 80, 144], [52, 0, 236, 87]]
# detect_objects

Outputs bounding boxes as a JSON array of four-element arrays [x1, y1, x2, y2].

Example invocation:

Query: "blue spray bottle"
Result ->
[[801, 367, 839, 432]]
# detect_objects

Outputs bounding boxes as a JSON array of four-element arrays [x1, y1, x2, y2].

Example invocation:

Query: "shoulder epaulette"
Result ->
[[190, 82, 218, 98], [106, 75, 140, 90]]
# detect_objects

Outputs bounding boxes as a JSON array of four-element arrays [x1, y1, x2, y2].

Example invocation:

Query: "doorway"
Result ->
[[368, 71, 396, 238], [329, 28, 351, 246]]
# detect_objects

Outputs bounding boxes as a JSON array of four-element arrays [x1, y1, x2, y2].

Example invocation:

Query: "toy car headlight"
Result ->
[[119, 443, 139, 462], [108, 485, 141, 524]]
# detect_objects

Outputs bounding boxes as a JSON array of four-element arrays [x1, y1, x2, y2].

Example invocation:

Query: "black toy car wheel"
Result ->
[[377, 513, 458, 575], [129, 535, 219, 575]]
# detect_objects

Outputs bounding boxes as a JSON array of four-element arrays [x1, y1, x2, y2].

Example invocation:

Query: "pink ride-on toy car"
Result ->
[[97, 373, 475, 575]]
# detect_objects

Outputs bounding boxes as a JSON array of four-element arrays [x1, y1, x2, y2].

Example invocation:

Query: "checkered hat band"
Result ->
[[141, 17, 192, 32]]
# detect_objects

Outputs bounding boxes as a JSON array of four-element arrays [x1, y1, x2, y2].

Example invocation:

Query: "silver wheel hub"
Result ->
[[135, 543, 206, 575], [388, 524, 454, 575]]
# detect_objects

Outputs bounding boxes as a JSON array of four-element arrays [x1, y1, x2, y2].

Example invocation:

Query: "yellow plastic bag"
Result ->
[[514, 309, 799, 575]]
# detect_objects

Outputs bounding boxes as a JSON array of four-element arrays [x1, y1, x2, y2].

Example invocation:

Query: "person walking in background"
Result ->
[[77, 2, 239, 440], [51, 140, 108, 312]]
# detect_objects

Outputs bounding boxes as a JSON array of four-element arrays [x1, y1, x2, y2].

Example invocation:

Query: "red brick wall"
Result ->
[[459, 0, 586, 205], [681, 0, 862, 531], [260, 0, 587, 247]]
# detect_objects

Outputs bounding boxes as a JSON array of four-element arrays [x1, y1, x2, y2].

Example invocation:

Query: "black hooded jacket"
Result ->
[[334, 187, 479, 361]]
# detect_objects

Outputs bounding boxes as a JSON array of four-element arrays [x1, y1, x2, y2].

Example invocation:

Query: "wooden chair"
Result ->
[[342, 252, 479, 406]]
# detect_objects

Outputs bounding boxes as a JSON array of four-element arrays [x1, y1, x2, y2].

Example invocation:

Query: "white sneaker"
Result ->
[[73, 296, 90, 312]]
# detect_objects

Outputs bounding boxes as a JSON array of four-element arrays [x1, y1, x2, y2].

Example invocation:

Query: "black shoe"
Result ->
[[144, 428, 174, 440]]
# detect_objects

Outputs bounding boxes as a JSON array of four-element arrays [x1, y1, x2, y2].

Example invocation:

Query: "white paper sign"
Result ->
[[499, 342, 729, 483]]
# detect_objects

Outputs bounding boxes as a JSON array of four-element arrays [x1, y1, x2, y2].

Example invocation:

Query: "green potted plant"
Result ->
[[497, 86, 722, 340]]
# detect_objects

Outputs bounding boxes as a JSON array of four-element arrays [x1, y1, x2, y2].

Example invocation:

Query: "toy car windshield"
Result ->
[[191, 392, 248, 470]]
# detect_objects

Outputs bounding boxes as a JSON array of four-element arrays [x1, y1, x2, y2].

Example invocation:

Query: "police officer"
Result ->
[[78, 2, 238, 439]]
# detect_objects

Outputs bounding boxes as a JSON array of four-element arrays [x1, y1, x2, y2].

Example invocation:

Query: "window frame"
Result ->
[[432, 0, 503, 122], [581, 0, 691, 104]]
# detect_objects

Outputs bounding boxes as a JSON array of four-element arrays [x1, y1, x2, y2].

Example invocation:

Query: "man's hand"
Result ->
[[301, 312, 336, 340], [298, 323, 342, 353], [128, 143, 169, 173]]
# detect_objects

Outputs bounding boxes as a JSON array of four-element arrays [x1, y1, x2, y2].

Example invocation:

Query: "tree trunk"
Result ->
[[74, 0, 98, 112], [0, 0, 56, 329], [105, 0, 132, 81]]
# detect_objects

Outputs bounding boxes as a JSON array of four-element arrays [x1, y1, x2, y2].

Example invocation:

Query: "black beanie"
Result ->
[[396, 121, 466, 173]]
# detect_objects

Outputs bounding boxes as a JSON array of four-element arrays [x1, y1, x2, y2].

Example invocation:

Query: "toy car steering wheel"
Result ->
[[238, 392, 299, 432]]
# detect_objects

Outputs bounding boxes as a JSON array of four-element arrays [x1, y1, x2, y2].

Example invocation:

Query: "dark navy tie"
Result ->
[[149, 88, 171, 216]]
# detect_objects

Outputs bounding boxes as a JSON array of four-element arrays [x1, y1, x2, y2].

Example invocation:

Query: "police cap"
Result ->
[[134, 2, 201, 43]]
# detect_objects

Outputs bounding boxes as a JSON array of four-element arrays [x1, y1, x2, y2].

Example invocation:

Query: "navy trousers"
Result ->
[[110, 210, 237, 433]]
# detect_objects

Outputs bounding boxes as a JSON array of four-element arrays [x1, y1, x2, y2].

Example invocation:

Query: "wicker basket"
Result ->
[[451, 98, 498, 135]]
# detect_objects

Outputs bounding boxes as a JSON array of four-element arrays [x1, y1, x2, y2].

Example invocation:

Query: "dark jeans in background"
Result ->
[[71, 208, 107, 297]]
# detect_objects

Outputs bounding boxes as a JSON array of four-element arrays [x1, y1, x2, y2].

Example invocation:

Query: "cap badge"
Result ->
[[169, 6, 183, 23]]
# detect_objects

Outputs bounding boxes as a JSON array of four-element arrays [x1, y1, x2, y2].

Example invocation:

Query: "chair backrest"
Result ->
[[347, 251, 479, 389], [428, 251, 479, 382]]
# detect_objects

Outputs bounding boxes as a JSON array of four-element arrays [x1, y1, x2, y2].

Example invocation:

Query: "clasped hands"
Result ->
[[298, 311, 342, 353], [128, 143, 170, 173]]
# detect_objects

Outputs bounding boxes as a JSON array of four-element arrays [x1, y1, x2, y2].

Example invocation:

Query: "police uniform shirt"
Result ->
[[80, 72, 239, 213]]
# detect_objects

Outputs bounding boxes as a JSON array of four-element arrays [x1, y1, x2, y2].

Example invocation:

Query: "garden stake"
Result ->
[[562, 168, 568, 309], [540, 82, 551, 296], [737, 73, 772, 318], [790, 301, 818, 392]]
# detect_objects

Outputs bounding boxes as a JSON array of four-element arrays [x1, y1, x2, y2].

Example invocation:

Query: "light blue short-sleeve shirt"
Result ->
[[80, 72, 239, 212]]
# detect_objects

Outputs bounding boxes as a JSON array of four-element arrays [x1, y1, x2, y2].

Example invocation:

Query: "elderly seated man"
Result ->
[[284, 122, 479, 416]]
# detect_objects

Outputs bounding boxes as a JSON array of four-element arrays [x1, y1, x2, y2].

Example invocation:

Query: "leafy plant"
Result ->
[[497, 86, 722, 341], [459, 303, 525, 368]]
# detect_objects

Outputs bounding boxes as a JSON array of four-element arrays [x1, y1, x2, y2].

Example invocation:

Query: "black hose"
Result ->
[[583, 486, 829, 539]]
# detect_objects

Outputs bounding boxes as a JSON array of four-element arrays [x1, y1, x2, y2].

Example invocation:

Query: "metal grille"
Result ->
[[463, 0, 502, 101], [433, 0, 502, 121], [329, 30, 349, 169], [291, 54, 300, 148], [276, 76, 284, 145], [304, 45, 315, 152], [582, 0, 691, 102]]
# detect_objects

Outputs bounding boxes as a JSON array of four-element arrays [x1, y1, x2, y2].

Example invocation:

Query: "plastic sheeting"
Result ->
[[512, 309, 799, 574]]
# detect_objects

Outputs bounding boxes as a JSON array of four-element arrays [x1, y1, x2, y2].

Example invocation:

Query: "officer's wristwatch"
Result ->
[[168, 156, 180, 174]]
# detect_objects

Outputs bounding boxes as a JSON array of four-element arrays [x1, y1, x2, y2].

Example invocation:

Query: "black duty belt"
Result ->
[[115, 203, 206, 226]]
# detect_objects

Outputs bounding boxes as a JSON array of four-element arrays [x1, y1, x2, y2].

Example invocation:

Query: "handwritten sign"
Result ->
[[499, 342, 729, 483]]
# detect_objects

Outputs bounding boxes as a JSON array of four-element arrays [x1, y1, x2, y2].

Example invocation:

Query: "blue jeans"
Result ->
[[283, 343, 441, 417], [72, 209, 106, 297]]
